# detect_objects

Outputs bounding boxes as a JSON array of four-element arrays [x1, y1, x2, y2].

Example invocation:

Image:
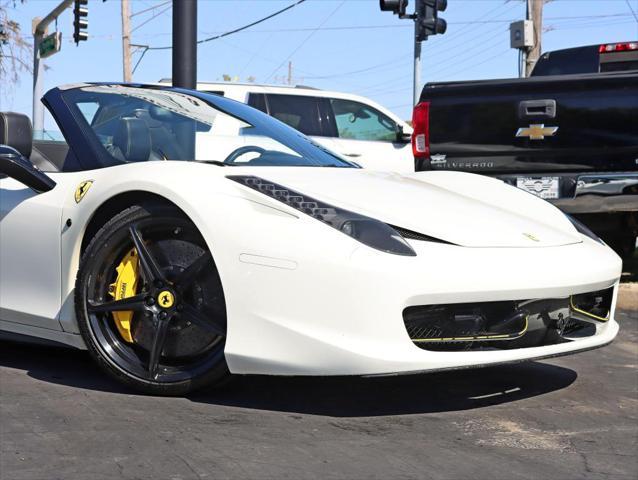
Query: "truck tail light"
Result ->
[[599, 42, 638, 53], [412, 101, 430, 158]]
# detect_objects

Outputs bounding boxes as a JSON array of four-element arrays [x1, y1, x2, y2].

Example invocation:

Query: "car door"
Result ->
[[327, 98, 413, 172], [0, 174, 65, 330]]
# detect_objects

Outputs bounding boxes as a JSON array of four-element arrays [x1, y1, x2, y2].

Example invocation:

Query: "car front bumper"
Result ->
[[220, 226, 622, 376]]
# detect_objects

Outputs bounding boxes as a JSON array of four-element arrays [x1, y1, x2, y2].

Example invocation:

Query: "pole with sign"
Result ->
[[38, 32, 62, 59], [32, 0, 75, 135]]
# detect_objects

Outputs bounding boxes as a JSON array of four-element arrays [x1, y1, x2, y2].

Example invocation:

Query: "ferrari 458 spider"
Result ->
[[0, 84, 621, 395]]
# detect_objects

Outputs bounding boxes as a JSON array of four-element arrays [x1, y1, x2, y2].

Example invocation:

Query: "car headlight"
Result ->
[[228, 175, 416, 256], [567, 215, 605, 245]]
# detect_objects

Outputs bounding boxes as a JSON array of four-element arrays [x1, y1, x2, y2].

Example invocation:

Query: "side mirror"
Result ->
[[395, 124, 412, 144], [0, 145, 56, 193]]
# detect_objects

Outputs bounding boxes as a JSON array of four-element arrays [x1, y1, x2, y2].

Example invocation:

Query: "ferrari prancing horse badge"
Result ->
[[75, 180, 93, 203]]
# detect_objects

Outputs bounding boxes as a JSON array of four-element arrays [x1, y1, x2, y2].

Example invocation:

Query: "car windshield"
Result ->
[[61, 85, 353, 168]]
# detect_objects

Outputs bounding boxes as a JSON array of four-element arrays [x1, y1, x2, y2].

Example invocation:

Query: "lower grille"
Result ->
[[404, 302, 528, 344], [403, 287, 612, 352]]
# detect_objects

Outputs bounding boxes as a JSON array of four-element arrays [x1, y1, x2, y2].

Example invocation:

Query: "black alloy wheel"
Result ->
[[75, 203, 229, 395]]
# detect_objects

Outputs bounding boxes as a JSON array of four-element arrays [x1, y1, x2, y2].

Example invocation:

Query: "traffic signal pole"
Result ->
[[413, 27, 422, 106], [32, 0, 74, 134], [379, 1, 447, 106]]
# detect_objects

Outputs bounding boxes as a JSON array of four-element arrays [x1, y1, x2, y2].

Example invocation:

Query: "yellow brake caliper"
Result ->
[[108, 248, 139, 343]]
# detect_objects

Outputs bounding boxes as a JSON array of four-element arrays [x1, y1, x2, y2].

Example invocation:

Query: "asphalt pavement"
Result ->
[[1, 308, 636, 480]]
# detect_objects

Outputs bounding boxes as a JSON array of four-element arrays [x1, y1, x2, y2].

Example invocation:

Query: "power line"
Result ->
[[123, 14, 634, 39], [305, 3, 522, 83], [131, 4, 172, 34], [299, 3, 518, 94], [146, 0, 307, 51], [545, 19, 635, 31], [424, 0, 519, 48], [131, 1, 171, 18], [237, 32, 277, 77], [431, 47, 513, 81], [213, 36, 318, 77], [304, 53, 412, 79], [625, 0, 638, 22], [366, 31, 509, 97], [264, 0, 347, 82], [206, 13, 633, 32], [131, 0, 309, 74], [356, 24, 510, 91]]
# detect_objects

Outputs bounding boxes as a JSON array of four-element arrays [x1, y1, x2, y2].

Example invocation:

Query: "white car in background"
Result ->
[[160, 80, 415, 172]]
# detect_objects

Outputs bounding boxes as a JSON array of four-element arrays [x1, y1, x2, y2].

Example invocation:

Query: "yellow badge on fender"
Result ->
[[523, 232, 540, 242], [75, 180, 93, 203]]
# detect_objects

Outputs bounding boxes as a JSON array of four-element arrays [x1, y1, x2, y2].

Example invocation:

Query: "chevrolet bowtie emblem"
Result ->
[[516, 124, 558, 140]]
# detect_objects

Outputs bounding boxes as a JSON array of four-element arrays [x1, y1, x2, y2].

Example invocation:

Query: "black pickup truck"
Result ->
[[413, 42, 638, 257]]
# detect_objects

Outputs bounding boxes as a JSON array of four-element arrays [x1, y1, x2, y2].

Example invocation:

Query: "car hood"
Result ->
[[231, 168, 581, 248]]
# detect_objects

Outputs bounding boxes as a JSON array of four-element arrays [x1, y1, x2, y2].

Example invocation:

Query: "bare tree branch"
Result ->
[[1, 1, 32, 89]]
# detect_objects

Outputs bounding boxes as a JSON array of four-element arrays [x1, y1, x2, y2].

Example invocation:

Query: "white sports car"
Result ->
[[0, 84, 621, 395]]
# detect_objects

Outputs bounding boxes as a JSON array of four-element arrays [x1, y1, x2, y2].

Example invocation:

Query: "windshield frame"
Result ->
[[50, 83, 355, 171]]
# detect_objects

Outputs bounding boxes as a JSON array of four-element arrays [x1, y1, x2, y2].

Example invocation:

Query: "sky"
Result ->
[[1, 0, 637, 130]]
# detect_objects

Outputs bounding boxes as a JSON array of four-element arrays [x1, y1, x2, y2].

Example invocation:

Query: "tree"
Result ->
[[0, 0, 31, 85]]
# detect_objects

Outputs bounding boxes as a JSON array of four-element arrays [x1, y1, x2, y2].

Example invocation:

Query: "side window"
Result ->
[[77, 101, 100, 125], [330, 99, 397, 142], [263, 94, 323, 136], [247, 93, 268, 113]]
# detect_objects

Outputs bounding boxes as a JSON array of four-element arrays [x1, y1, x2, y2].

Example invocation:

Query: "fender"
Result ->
[[54, 161, 242, 333]]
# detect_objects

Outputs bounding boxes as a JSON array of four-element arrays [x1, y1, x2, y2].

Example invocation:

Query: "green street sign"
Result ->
[[39, 32, 62, 59]]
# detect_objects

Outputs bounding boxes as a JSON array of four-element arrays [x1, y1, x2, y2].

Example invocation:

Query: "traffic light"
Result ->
[[416, 0, 447, 42], [379, 0, 409, 17], [73, 0, 88, 44]]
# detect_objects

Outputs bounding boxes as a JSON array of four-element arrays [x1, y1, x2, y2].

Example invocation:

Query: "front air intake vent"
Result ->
[[390, 225, 454, 245]]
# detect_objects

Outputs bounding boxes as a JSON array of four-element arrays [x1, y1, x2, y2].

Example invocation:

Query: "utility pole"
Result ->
[[121, 0, 132, 82], [525, 0, 544, 77], [287, 61, 292, 86], [32, 0, 74, 135], [172, 0, 197, 89]]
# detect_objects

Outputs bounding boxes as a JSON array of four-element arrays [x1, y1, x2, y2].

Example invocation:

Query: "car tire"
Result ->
[[75, 203, 229, 395]]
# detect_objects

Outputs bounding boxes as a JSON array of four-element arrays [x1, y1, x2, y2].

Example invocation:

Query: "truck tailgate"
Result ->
[[423, 71, 638, 174]]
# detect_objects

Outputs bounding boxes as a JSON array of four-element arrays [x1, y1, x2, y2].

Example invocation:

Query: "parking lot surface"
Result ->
[[1, 308, 636, 480]]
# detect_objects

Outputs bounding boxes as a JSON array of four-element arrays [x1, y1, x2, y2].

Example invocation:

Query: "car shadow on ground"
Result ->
[[0, 340, 578, 417]]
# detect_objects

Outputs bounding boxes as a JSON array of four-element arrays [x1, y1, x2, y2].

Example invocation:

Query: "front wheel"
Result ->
[[75, 203, 229, 395]]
